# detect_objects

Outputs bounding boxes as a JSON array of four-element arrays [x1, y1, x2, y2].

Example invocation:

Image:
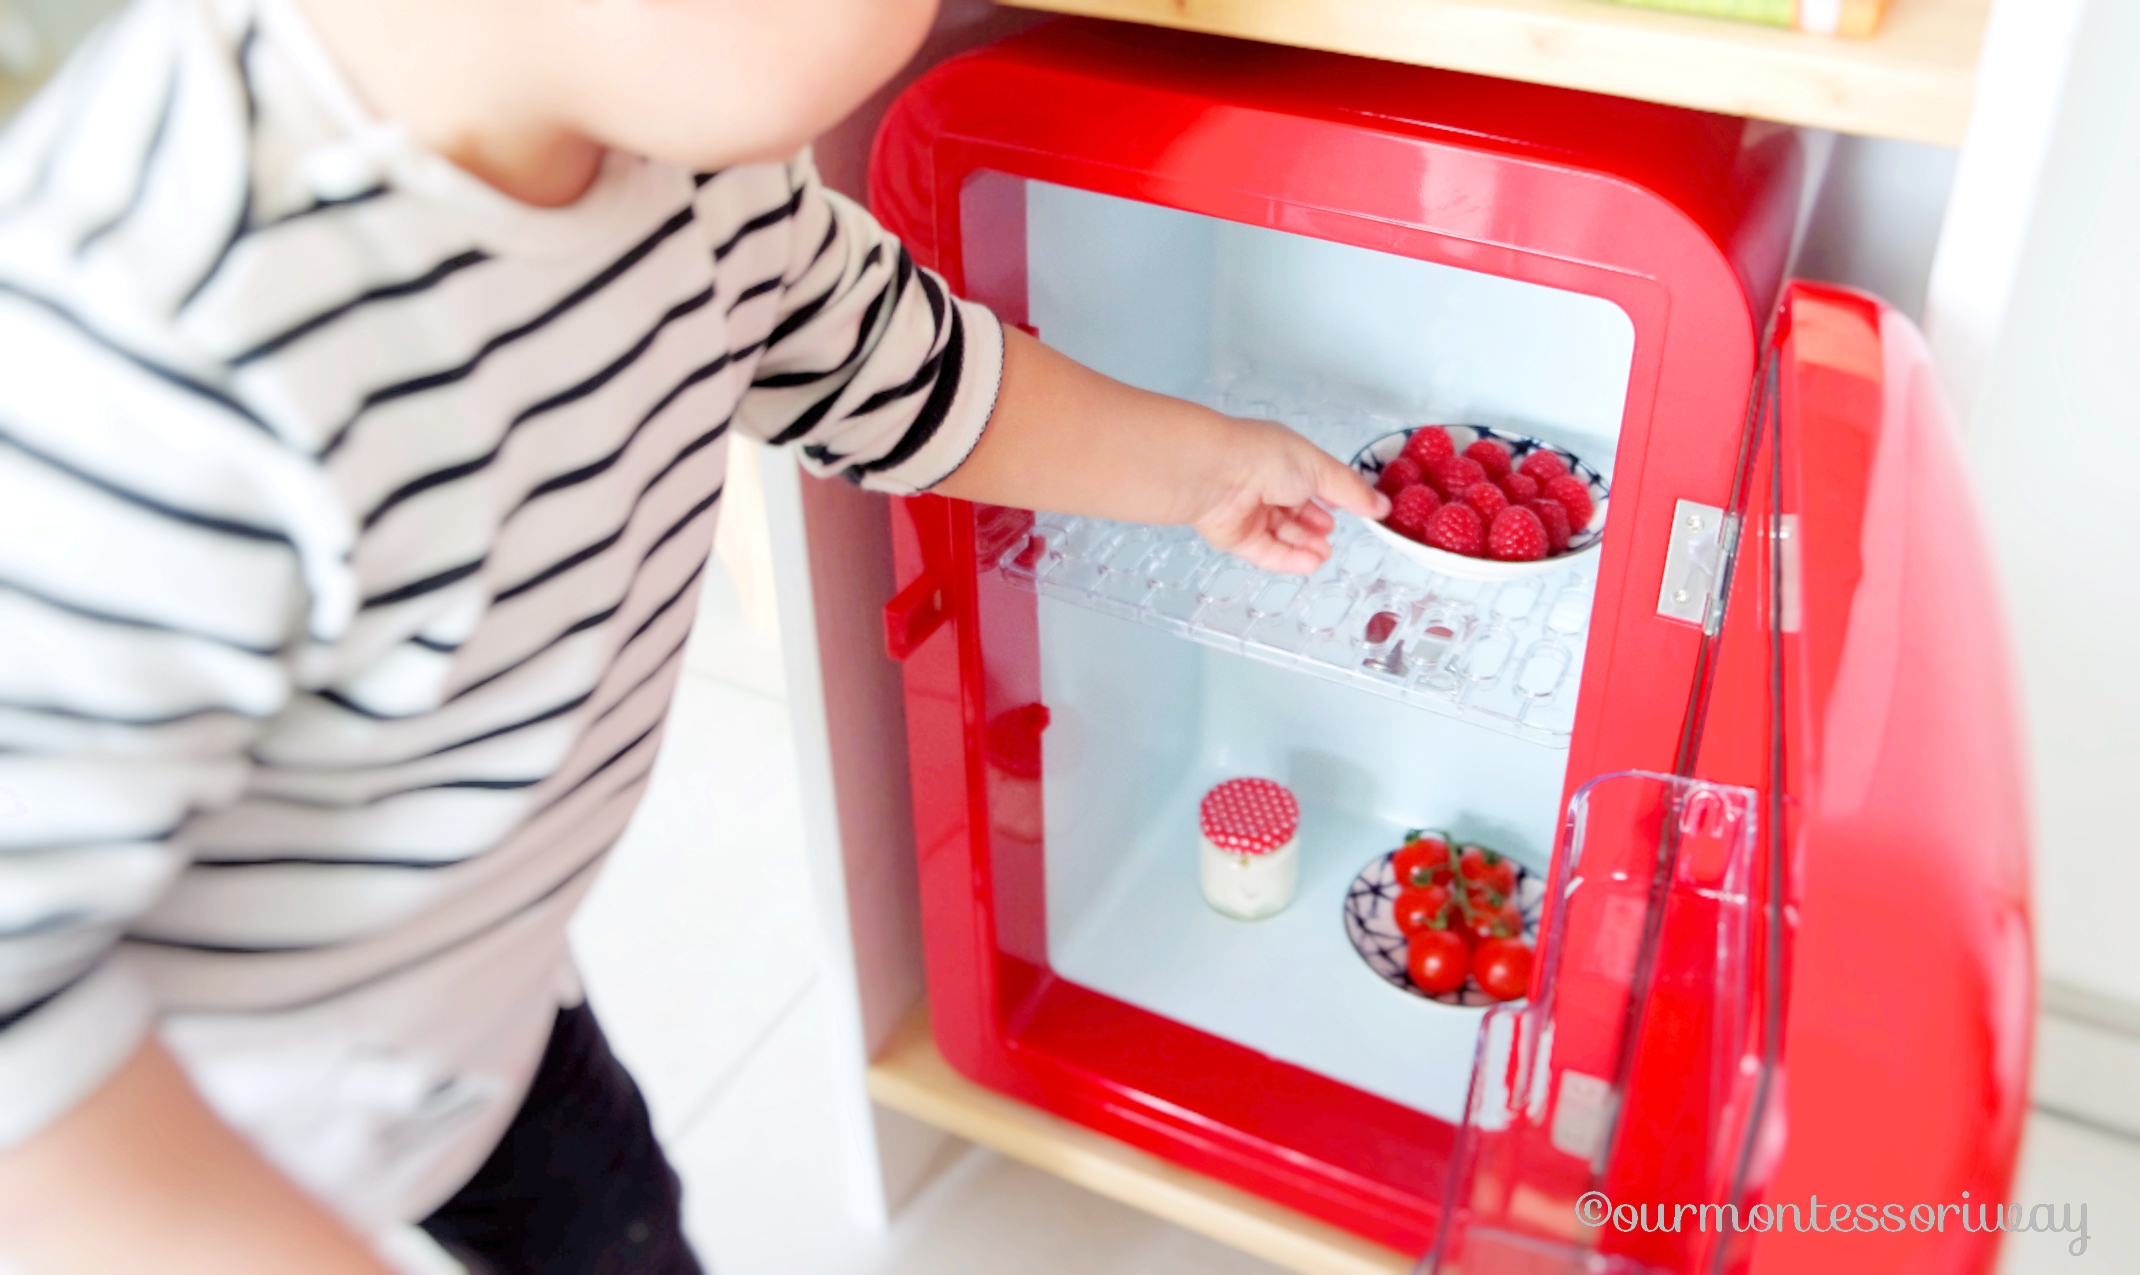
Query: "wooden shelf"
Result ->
[[994, 0, 1987, 145], [867, 1005, 1418, 1275]]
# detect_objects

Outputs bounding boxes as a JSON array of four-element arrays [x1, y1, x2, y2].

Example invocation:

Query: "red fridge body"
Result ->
[[870, 22, 2031, 1272]]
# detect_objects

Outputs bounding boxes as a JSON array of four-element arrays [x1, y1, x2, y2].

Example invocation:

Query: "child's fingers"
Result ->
[[1286, 501, 1337, 536], [1267, 510, 1334, 564], [1236, 536, 1328, 574], [1308, 446, 1388, 522], [1272, 507, 1331, 552]]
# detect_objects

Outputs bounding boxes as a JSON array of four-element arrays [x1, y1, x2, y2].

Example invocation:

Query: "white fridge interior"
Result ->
[[1002, 180, 1639, 1120]]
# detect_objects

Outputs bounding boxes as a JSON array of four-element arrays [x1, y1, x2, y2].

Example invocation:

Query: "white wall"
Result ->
[[1961, 0, 2140, 1011], [1794, 135, 1958, 321]]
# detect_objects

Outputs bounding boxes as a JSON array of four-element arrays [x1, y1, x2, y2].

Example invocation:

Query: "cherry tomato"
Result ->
[[1458, 846, 1519, 896], [1460, 901, 1522, 946], [1392, 834, 1453, 890], [1487, 858, 1518, 896], [1464, 884, 1504, 916], [1406, 928, 1470, 995], [1393, 885, 1453, 937], [1472, 937, 1535, 1002]]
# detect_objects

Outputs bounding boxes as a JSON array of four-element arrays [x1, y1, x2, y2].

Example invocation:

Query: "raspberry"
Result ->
[[1386, 484, 1441, 540], [1402, 427, 1455, 469], [1527, 497, 1572, 552], [1463, 439, 1513, 480], [1487, 506, 1549, 562], [1376, 456, 1425, 497], [1423, 501, 1486, 556], [1543, 474, 1595, 531], [1499, 472, 1539, 503], [1430, 455, 1487, 498], [1518, 449, 1571, 485], [1462, 481, 1508, 522]]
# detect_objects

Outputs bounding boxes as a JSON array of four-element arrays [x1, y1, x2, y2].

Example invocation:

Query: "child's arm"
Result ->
[[732, 160, 1384, 572], [0, 1041, 398, 1275], [934, 328, 1387, 574]]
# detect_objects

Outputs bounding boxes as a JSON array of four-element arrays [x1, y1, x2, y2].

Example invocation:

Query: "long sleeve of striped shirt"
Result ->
[[0, 0, 1001, 1223]]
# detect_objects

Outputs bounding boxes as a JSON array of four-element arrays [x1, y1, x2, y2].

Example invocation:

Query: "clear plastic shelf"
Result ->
[[997, 511, 1594, 746]]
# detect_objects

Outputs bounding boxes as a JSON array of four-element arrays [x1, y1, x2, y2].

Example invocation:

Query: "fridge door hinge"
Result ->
[[883, 573, 950, 661], [1657, 499, 1730, 631]]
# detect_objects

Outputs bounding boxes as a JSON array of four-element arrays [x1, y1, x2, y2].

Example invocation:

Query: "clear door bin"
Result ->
[[1431, 772, 1769, 1275]]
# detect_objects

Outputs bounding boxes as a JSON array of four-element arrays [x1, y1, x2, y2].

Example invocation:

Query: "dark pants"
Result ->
[[421, 1003, 705, 1275]]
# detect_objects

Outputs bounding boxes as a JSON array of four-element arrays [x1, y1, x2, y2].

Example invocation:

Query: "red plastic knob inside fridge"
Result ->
[[1199, 779, 1301, 855]]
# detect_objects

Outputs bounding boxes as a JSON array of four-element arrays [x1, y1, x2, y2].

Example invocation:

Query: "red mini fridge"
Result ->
[[868, 21, 2032, 1274]]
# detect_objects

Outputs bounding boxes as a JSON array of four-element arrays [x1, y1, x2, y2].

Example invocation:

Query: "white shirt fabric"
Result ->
[[0, 0, 1001, 1230]]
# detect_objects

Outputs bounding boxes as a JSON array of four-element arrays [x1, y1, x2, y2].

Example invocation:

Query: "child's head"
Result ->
[[303, 0, 943, 187], [546, 0, 943, 169]]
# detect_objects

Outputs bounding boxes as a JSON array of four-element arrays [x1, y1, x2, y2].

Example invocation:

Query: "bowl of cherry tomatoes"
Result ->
[[1352, 425, 1608, 581], [1343, 829, 1543, 1006]]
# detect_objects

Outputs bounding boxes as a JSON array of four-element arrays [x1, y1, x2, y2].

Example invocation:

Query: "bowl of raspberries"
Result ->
[[1352, 425, 1608, 580]]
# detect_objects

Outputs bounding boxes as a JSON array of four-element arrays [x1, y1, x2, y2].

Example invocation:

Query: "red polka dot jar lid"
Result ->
[[1199, 778, 1300, 855]]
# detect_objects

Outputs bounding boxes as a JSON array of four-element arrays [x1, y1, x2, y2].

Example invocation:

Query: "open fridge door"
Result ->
[[1431, 285, 1806, 1274]]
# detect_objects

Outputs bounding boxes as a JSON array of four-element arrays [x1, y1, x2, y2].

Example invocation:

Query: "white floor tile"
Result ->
[[1996, 1110, 2140, 1272], [667, 983, 1286, 1275], [571, 668, 818, 1138]]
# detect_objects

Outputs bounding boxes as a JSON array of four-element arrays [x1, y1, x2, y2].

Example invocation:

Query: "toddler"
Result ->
[[0, 0, 1383, 1271]]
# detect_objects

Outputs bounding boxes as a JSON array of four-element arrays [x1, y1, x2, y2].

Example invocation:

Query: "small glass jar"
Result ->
[[1197, 778, 1302, 920]]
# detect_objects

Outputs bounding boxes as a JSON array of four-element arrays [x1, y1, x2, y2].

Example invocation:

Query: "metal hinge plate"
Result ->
[[1657, 499, 1728, 628]]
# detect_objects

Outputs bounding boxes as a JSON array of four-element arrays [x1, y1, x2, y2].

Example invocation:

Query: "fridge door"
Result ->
[[1433, 280, 2031, 1274], [1426, 258, 1794, 1274]]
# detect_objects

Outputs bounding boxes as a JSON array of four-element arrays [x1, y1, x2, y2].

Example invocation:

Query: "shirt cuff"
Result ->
[[0, 961, 155, 1149], [862, 299, 1005, 497]]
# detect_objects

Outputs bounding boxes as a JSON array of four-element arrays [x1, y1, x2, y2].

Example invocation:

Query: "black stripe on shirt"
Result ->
[[318, 204, 699, 460], [189, 853, 476, 869], [248, 689, 592, 775], [844, 305, 967, 482], [710, 182, 805, 261], [754, 248, 898, 389], [725, 274, 782, 314], [0, 574, 282, 656], [245, 774, 542, 811], [254, 182, 389, 231], [164, 831, 633, 1014], [533, 719, 661, 818], [360, 556, 484, 610], [510, 345, 740, 512], [588, 633, 689, 728], [493, 525, 626, 604], [230, 247, 491, 366], [0, 697, 260, 727], [357, 283, 716, 532], [173, 24, 258, 314], [0, 423, 290, 543], [496, 435, 723, 600], [0, 281, 275, 437], [74, 56, 180, 257], [0, 967, 94, 1031], [616, 555, 705, 653]]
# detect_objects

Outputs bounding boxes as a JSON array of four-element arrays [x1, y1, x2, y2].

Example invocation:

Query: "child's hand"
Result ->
[[937, 328, 1390, 574], [1190, 417, 1391, 574]]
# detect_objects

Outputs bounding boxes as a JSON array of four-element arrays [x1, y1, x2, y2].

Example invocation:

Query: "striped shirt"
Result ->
[[0, 0, 1000, 1228]]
